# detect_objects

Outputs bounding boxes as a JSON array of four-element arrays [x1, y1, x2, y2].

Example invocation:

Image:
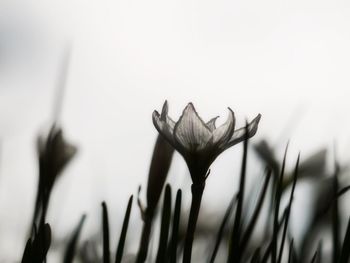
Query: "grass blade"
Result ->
[[339, 217, 350, 263], [277, 155, 299, 263], [250, 247, 261, 263], [260, 209, 288, 263], [102, 202, 110, 263], [271, 144, 288, 263], [310, 250, 318, 263], [168, 189, 182, 263], [209, 194, 237, 263], [332, 165, 340, 263], [287, 239, 294, 263], [115, 195, 133, 263], [240, 169, 272, 252], [155, 185, 172, 263], [227, 124, 249, 263], [63, 214, 86, 263]]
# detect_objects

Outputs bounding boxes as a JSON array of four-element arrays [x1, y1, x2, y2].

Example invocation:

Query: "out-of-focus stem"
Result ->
[[183, 182, 205, 263], [136, 215, 153, 263]]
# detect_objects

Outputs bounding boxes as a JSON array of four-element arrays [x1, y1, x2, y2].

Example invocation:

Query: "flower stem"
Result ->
[[183, 182, 205, 263], [136, 216, 153, 263]]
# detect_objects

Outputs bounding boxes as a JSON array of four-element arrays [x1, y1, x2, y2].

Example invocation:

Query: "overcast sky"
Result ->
[[0, 0, 350, 260]]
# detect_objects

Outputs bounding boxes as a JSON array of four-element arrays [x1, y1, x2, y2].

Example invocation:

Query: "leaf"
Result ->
[[271, 144, 288, 263], [22, 223, 51, 263], [102, 202, 110, 263], [115, 195, 133, 263], [209, 193, 237, 263], [168, 189, 182, 263], [155, 185, 172, 263], [227, 124, 249, 263], [310, 250, 318, 263], [63, 214, 86, 263], [260, 209, 288, 263], [332, 167, 340, 263], [277, 155, 299, 263], [240, 169, 272, 253], [147, 135, 174, 215], [287, 239, 294, 263], [250, 247, 261, 263], [339, 217, 350, 263]]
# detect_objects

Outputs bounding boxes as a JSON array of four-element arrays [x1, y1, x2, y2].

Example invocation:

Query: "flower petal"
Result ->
[[152, 110, 176, 146], [160, 100, 176, 129], [212, 108, 235, 145], [174, 103, 212, 151], [206, 116, 219, 132], [224, 114, 261, 149]]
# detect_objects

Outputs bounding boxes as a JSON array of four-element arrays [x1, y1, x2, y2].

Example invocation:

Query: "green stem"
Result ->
[[183, 182, 205, 263]]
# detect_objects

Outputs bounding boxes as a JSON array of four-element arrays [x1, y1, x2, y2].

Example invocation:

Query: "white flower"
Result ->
[[152, 101, 261, 184]]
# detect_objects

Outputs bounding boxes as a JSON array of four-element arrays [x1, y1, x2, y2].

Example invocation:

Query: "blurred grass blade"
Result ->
[[227, 124, 249, 263], [155, 185, 172, 263], [63, 214, 86, 263], [250, 247, 261, 263], [115, 195, 133, 263], [277, 155, 299, 263], [297, 148, 327, 178], [337, 185, 350, 198], [21, 239, 32, 263], [52, 44, 71, 123], [136, 135, 174, 263], [209, 194, 237, 263], [271, 144, 288, 263], [315, 242, 322, 263], [240, 169, 272, 252], [22, 223, 51, 263], [339, 217, 350, 263], [254, 140, 279, 175], [288, 239, 294, 263], [310, 250, 318, 263], [168, 189, 182, 263], [147, 135, 174, 215], [102, 202, 110, 263], [33, 223, 51, 262], [332, 165, 340, 263], [261, 209, 288, 263]]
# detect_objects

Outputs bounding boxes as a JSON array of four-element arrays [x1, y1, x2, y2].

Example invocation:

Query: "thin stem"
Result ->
[[136, 215, 153, 263], [183, 182, 205, 263]]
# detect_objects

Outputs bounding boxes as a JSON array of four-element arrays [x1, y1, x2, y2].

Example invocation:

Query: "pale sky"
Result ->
[[0, 0, 350, 260]]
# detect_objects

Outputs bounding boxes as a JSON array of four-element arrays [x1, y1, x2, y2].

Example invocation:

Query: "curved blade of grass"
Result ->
[[271, 144, 288, 263], [147, 135, 174, 216], [115, 195, 133, 263], [250, 247, 261, 263], [21, 239, 32, 263], [339, 217, 350, 263], [155, 185, 172, 263], [168, 189, 182, 263], [209, 194, 237, 263], [102, 202, 110, 263], [27, 223, 51, 263], [310, 250, 318, 263], [332, 165, 340, 263], [240, 169, 272, 253], [227, 124, 249, 263], [287, 239, 294, 263], [260, 209, 288, 263], [277, 155, 299, 263], [337, 185, 350, 198], [63, 214, 86, 263]]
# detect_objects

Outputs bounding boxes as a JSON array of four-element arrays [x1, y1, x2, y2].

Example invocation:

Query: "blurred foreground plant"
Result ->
[[32, 125, 77, 230]]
